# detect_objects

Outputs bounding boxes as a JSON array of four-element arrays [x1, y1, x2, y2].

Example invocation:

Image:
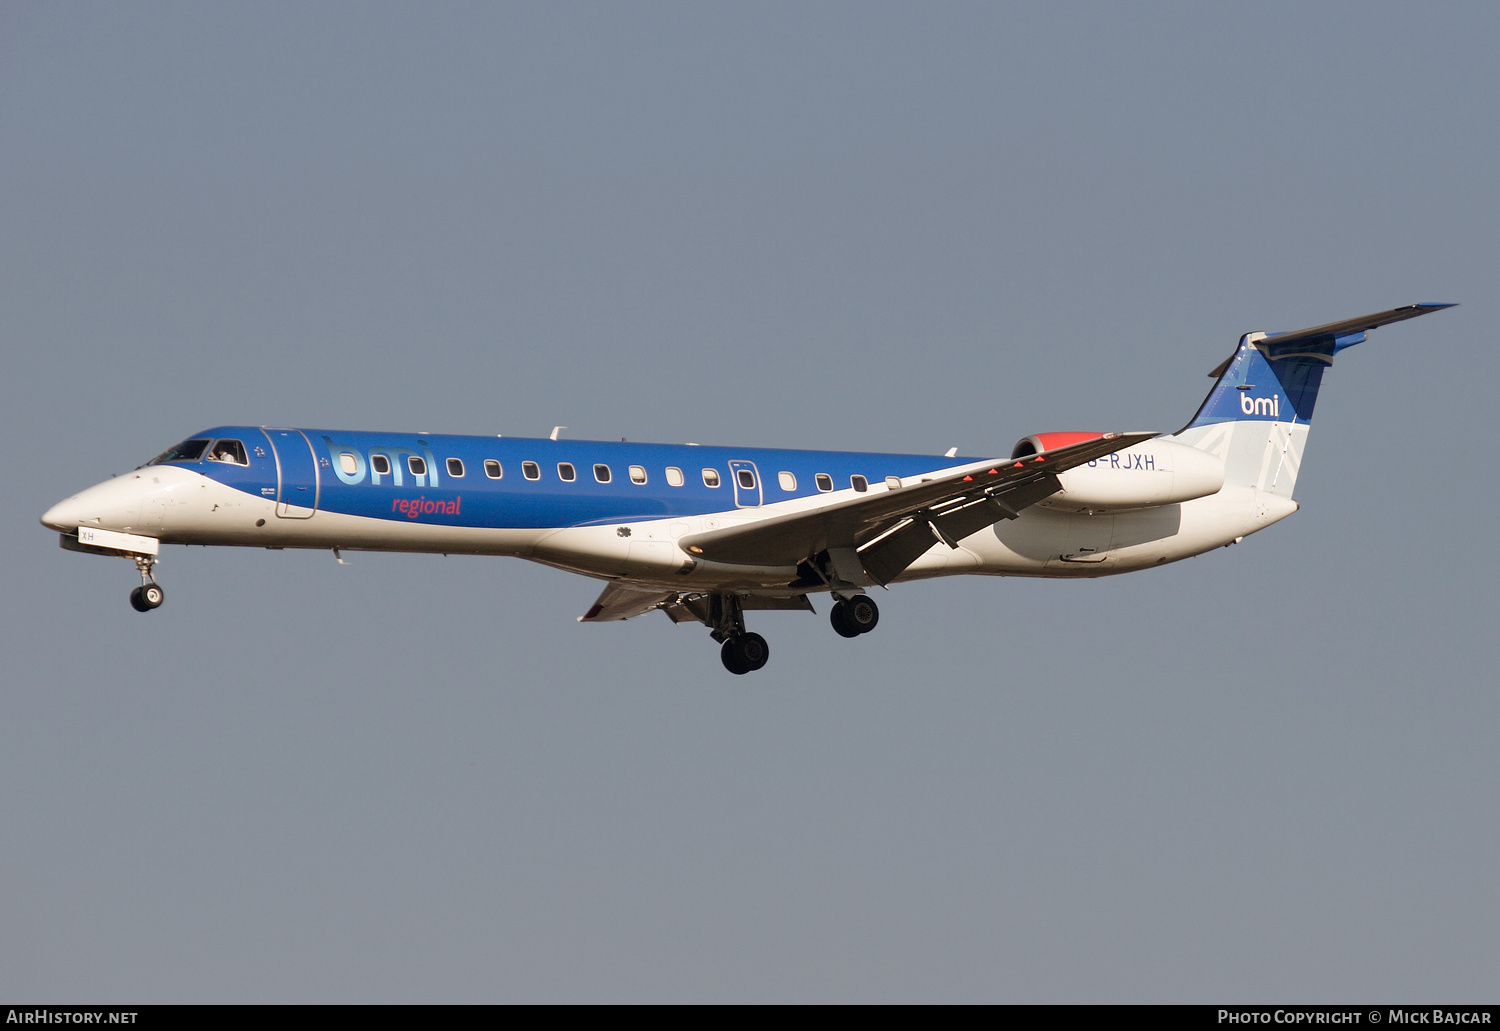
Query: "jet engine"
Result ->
[[1011, 432, 1224, 513]]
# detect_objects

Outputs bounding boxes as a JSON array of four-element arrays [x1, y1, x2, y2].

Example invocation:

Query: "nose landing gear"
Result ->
[[128, 555, 164, 612]]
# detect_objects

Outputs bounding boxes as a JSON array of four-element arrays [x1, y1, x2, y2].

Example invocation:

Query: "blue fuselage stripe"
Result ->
[[177, 427, 980, 529]]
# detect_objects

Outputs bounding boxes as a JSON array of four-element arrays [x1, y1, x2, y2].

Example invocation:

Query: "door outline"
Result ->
[[728, 460, 762, 508], [260, 427, 321, 519]]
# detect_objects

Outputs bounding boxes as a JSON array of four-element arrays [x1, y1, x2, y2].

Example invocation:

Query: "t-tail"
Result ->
[[1167, 303, 1454, 497]]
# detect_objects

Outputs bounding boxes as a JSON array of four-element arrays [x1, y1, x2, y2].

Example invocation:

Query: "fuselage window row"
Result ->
[[329, 458, 849, 494]]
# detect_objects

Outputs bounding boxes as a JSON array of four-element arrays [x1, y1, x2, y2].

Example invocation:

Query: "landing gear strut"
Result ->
[[707, 593, 771, 675], [128, 555, 164, 613], [830, 594, 879, 637]]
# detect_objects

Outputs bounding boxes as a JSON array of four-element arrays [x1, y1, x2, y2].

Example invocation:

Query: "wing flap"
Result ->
[[660, 593, 814, 626], [859, 473, 1062, 584]]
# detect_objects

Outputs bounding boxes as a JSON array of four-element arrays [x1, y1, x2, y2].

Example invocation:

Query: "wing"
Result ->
[[578, 581, 679, 622], [579, 581, 816, 626], [678, 431, 1156, 584]]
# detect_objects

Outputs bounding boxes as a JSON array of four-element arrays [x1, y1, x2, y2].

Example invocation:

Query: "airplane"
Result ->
[[41, 303, 1452, 674]]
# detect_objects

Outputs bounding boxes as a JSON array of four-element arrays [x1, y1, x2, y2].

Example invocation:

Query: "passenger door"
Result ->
[[261, 428, 320, 519]]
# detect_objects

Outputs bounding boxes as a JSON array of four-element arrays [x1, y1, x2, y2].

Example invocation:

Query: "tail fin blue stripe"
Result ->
[[1185, 337, 1326, 428], [1183, 303, 1455, 431]]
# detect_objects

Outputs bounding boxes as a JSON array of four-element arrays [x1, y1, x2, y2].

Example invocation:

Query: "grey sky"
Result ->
[[2, 2, 1497, 1002]]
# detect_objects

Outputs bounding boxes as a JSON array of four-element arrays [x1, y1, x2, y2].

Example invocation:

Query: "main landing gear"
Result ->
[[706, 594, 770, 675], [700, 591, 878, 674], [128, 555, 164, 613], [830, 594, 879, 638], [721, 632, 770, 676]]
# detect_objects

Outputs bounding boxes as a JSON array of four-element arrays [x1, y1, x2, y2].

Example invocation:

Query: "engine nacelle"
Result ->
[[1011, 432, 1224, 513]]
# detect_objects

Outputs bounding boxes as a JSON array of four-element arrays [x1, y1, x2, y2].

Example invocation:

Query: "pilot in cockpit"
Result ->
[[210, 440, 248, 465]]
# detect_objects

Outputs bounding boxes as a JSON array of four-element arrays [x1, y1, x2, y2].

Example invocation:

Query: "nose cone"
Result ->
[[41, 495, 84, 532], [41, 475, 150, 534]]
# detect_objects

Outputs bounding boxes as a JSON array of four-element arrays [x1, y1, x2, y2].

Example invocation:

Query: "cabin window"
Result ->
[[629, 465, 647, 484], [850, 475, 868, 492], [737, 469, 755, 490], [815, 473, 833, 492], [594, 464, 611, 484], [702, 468, 721, 488], [778, 471, 796, 491], [149, 439, 210, 464], [338, 452, 359, 476], [885, 475, 902, 489], [446, 458, 465, 478], [666, 466, 685, 487], [371, 455, 391, 475], [558, 462, 576, 482], [408, 456, 427, 477], [522, 461, 540, 480], [484, 460, 503, 479]]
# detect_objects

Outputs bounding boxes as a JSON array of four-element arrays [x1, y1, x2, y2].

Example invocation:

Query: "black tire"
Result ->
[[140, 583, 165, 609], [129, 586, 150, 612], [738, 632, 770, 671], [846, 595, 879, 634], [830, 600, 861, 638], [720, 637, 751, 675]]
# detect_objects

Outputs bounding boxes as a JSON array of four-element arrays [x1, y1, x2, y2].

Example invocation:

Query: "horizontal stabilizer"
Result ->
[[1259, 303, 1455, 350], [1209, 303, 1455, 376]]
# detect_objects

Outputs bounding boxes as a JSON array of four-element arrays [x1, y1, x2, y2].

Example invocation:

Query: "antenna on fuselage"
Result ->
[[550, 426, 566, 441]]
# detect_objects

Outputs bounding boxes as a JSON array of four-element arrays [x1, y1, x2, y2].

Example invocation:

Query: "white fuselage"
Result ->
[[42, 440, 1295, 596]]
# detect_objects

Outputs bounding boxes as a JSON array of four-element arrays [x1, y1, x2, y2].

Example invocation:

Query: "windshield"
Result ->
[[147, 439, 210, 465]]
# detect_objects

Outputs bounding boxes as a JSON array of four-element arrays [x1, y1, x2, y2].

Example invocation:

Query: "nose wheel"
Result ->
[[128, 555, 164, 612], [129, 583, 165, 612], [830, 595, 879, 637]]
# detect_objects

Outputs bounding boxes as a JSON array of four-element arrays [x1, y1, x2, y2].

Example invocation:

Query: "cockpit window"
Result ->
[[148, 439, 210, 464], [208, 439, 248, 466]]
